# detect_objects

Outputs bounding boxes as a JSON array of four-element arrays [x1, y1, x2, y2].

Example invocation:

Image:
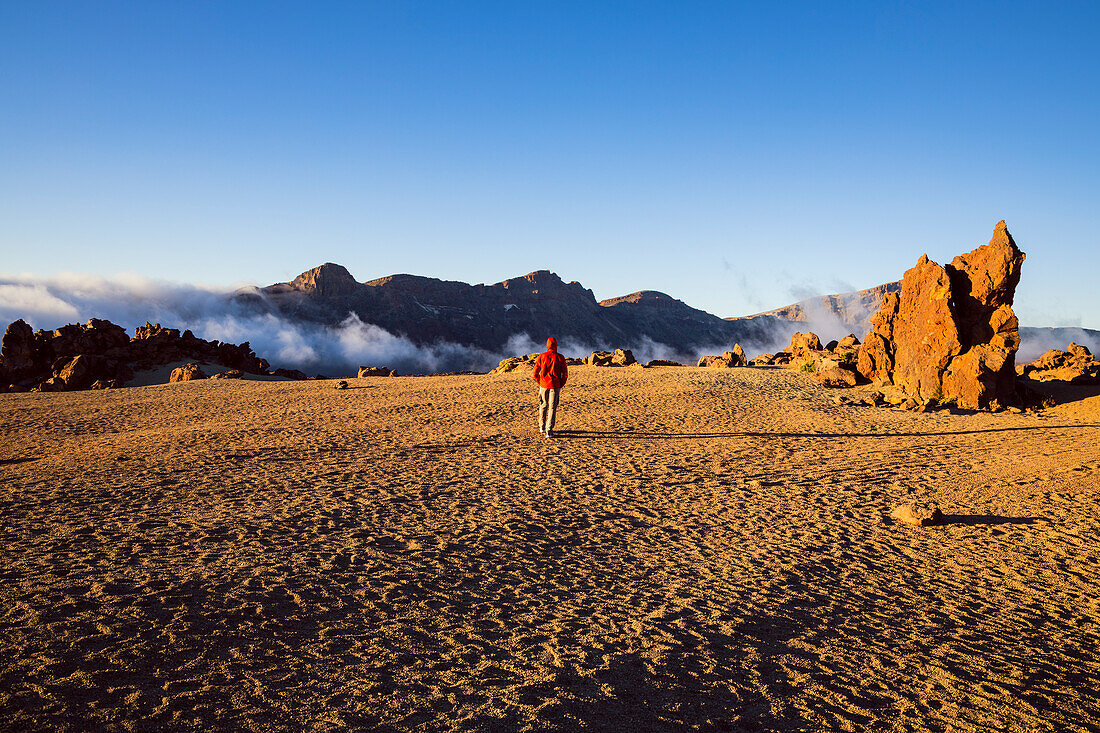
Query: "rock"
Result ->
[[612, 348, 636, 366], [170, 363, 207, 382], [698, 346, 748, 368], [334, 380, 349, 390], [211, 370, 244, 379], [1069, 342, 1092, 359], [587, 348, 635, 367], [837, 334, 860, 350], [6, 383, 28, 393], [856, 221, 1025, 410], [890, 504, 945, 527], [271, 367, 308, 380], [35, 377, 66, 392], [587, 350, 614, 366], [358, 366, 396, 378], [1020, 345, 1100, 385], [825, 340, 839, 351], [55, 355, 93, 390], [749, 354, 774, 366], [771, 351, 793, 366], [0, 319, 39, 385], [0, 317, 284, 387], [645, 359, 683, 367], [813, 366, 857, 388], [788, 332, 822, 359], [491, 355, 535, 374], [90, 379, 121, 389]]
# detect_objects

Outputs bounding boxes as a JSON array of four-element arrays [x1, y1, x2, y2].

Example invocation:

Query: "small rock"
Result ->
[[890, 503, 945, 527]]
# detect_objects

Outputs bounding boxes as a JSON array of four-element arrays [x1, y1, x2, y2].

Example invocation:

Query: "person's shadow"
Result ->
[[552, 425, 1100, 440]]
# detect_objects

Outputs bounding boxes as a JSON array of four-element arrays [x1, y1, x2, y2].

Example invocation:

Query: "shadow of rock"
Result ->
[[1019, 377, 1100, 407], [938, 514, 1040, 527]]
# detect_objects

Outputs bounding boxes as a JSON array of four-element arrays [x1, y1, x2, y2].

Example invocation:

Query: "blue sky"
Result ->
[[1, 1, 1098, 326]]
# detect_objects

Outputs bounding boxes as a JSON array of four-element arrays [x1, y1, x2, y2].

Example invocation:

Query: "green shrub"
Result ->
[[799, 361, 815, 373]]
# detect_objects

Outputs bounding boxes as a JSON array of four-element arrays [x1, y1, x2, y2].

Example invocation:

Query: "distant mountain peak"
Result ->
[[290, 263, 360, 296], [599, 290, 677, 307]]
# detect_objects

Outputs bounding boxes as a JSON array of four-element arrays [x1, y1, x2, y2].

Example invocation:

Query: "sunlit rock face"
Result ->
[[857, 220, 1026, 410]]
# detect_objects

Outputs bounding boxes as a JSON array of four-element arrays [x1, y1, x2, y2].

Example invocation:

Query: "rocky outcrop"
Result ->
[[0, 318, 295, 393], [856, 221, 1026, 410], [587, 349, 636, 367], [210, 369, 244, 379], [697, 346, 748, 368], [170, 363, 207, 382], [358, 366, 398, 377], [1019, 343, 1100, 384], [788, 332, 823, 359]]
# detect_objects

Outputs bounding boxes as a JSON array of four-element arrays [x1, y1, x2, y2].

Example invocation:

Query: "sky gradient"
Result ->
[[2, 1, 1098, 327]]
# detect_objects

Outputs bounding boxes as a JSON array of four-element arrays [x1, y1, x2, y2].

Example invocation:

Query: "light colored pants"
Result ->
[[538, 387, 560, 433]]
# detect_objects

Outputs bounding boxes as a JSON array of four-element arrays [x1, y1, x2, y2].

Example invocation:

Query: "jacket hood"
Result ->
[[546, 337, 558, 352]]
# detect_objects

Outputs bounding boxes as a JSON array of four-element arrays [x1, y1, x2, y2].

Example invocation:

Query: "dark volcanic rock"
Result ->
[[856, 221, 1026, 410]]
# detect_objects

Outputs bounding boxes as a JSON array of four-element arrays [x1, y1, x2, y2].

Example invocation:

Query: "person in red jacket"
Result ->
[[533, 336, 568, 437]]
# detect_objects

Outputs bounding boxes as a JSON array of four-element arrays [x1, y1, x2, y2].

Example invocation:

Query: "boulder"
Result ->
[[587, 350, 613, 366], [837, 334, 860, 350], [1019, 344, 1100, 385], [170, 363, 207, 382], [53, 354, 120, 390], [35, 377, 66, 392], [491, 355, 535, 374], [271, 367, 308, 380], [890, 504, 945, 527], [90, 379, 122, 390], [856, 221, 1025, 410], [334, 380, 349, 390], [1069, 342, 1093, 359], [612, 348, 636, 366], [645, 359, 683, 367], [698, 345, 748, 369], [788, 332, 822, 358], [813, 366, 857, 388], [358, 366, 396, 378], [749, 354, 774, 366], [211, 370, 244, 379], [587, 349, 635, 367], [0, 319, 39, 385]]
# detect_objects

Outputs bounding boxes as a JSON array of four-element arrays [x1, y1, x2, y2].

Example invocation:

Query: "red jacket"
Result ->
[[533, 337, 568, 389]]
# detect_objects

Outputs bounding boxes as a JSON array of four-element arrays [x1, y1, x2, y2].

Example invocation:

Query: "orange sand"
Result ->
[[1, 366, 1098, 731]]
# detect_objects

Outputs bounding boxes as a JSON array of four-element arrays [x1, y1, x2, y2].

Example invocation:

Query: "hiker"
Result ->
[[533, 337, 568, 438]]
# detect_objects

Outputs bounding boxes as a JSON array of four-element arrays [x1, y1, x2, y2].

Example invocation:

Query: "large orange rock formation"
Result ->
[[856, 221, 1026, 410]]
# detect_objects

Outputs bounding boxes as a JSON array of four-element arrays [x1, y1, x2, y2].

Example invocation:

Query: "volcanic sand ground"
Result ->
[[1, 366, 1099, 732]]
